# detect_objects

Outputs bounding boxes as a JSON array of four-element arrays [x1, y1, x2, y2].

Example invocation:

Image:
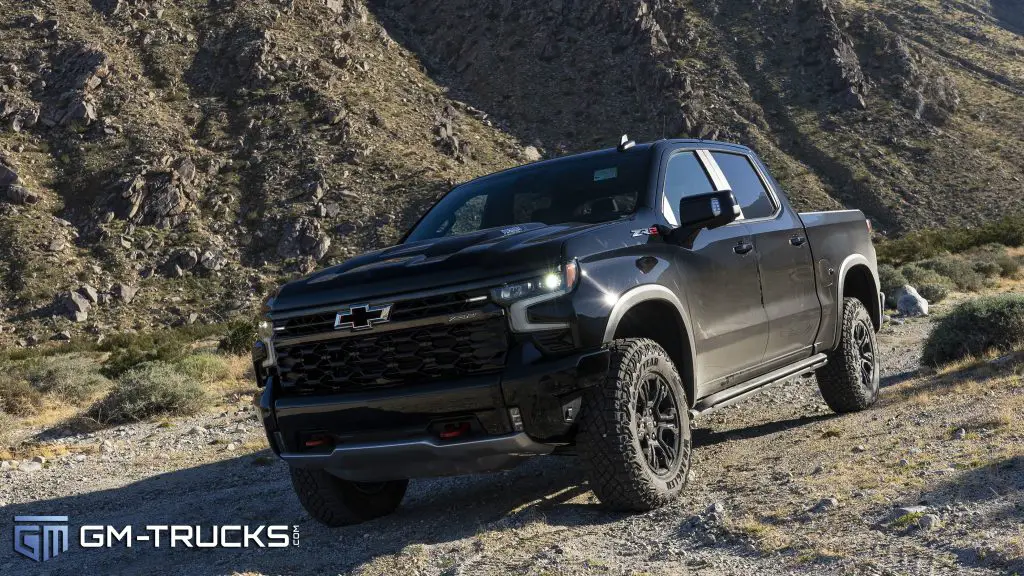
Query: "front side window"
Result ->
[[662, 151, 716, 226], [711, 152, 776, 220], [405, 149, 652, 242]]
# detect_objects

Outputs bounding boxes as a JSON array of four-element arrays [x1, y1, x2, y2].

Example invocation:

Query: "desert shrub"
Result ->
[[219, 320, 257, 355], [918, 284, 949, 304], [922, 294, 1024, 365], [91, 362, 209, 423], [0, 410, 16, 446], [919, 255, 985, 291], [878, 264, 906, 309], [176, 353, 232, 383], [27, 356, 110, 404], [875, 214, 1024, 265], [900, 264, 952, 289], [995, 254, 1021, 277], [972, 259, 1002, 278], [99, 324, 226, 378], [0, 374, 43, 416]]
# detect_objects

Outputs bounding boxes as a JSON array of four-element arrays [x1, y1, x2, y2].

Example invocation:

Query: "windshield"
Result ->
[[405, 148, 652, 242]]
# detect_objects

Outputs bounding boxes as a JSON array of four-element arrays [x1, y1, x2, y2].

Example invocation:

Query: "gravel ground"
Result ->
[[2, 310, 1022, 576]]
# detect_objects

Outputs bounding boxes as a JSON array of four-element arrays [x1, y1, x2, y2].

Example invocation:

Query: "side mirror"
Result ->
[[678, 190, 740, 231]]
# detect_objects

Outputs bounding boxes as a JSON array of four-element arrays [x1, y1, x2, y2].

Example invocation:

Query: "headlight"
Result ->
[[257, 319, 274, 340], [492, 261, 579, 305]]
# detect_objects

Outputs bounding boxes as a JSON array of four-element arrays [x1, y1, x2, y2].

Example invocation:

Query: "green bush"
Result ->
[[0, 410, 16, 446], [91, 362, 209, 423], [900, 264, 952, 289], [27, 356, 110, 404], [918, 284, 949, 304], [921, 294, 1024, 365], [878, 264, 906, 309], [875, 214, 1024, 265], [0, 374, 43, 416], [919, 255, 985, 291], [219, 320, 257, 355], [972, 259, 1002, 278], [995, 254, 1021, 278], [99, 324, 226, 378], [176, 353, 232, 383]]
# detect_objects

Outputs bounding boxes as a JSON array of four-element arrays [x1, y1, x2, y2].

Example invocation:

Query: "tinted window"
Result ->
[[406, 148, 652, 242], [711, 152, 775, 219], [662, 152, 715, 226]]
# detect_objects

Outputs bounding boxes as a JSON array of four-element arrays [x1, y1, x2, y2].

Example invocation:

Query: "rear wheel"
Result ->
[[577, 338, 692, 511], [289, 468, 407, 526], [816, 297, 880, 413]]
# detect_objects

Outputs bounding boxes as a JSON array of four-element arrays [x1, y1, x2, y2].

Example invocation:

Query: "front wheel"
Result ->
[[816, 297, 880, 413], [577, 338, 692, 511], [289, 468, 408, 526]]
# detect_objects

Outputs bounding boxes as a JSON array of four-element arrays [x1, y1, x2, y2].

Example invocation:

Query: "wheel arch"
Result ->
[[602, 285, 697, 406], [838, 255, 881, 333]]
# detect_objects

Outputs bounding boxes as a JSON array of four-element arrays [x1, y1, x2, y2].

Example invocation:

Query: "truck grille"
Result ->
[[275, 317, 508, 395], [273, 290, 490, 339]]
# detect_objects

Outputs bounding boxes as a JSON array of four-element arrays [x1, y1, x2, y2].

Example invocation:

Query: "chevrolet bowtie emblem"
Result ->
[[334, 303, 393, 331]]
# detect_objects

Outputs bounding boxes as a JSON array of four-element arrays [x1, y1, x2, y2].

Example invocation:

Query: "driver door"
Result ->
[[660, 149, 769, 394]]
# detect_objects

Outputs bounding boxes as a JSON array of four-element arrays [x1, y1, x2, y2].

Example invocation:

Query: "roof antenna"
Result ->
[[617, 134, 635, 152]]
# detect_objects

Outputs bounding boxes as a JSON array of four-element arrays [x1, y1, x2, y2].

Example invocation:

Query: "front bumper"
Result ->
[[259, 347, 609, 480], [281, 432, 553, 482]]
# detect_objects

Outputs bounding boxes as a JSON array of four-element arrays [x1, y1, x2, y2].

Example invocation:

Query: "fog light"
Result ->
[[508, 407, 524, 432]]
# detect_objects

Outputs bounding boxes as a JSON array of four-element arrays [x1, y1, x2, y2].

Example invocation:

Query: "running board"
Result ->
[[689, 353, 828, 418]]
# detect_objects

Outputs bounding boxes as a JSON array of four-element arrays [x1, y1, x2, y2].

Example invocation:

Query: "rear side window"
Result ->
[[662, 151, 716, 226], [711, 152, 776, 220]]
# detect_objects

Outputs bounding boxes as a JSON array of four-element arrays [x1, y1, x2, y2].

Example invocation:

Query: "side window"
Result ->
[[662, 151, 716, 226], [710, 152, 776, 220]]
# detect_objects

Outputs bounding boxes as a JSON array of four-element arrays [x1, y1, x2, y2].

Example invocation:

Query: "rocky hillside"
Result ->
[[0, 0, 1022, 342]]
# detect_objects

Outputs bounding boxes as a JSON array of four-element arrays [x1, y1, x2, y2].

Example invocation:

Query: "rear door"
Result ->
[[659, 148, 769, 391], [708, 151, 819, 368]]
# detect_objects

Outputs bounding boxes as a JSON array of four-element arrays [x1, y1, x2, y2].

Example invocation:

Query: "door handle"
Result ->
[[733, 241, 754, 255], [790, 235, 807, 247]]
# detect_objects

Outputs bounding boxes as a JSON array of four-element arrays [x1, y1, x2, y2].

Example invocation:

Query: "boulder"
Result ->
[[0, 163, 18, 186], [112, 283, 139, 304], [5, 185, 40, 205], [897, 285, 928, 317], [522, 146, 543, 162], [63, 291, 91, 322], [79, 284, 99, 304]]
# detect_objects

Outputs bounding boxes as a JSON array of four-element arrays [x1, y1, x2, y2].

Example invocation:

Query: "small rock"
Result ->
[[705, 502, 725, 515], [853, 445, 867, 453], [897, 285, 928, 317], [74, 454, 87, 462], [812, 497, 839, 513], [63, 290, 92, 322], [32, 455, 46, 464], [79, 284, 100, 304], [19, 461, 43, 473], [53, 331, 72, 341], [99, 439, 116, 454], [226, 443, 237, 451], [953, 428, 966, 440], [112, 283, 139, 304], [0, 162, 18, 186], [522, 146, 542, 162], [5, 184, 40, 205], [918, 514, 941, 530]]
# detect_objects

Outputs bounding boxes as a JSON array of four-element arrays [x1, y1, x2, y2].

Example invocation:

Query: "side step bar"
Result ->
[[689, 353, 828, 418]]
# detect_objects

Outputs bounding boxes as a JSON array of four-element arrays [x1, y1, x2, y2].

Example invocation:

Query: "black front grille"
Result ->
[[275, 318, 508, 395], [273, 290, 490, 339]]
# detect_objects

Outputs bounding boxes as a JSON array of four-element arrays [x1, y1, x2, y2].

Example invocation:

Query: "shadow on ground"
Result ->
[[1, 453, 586, 575]]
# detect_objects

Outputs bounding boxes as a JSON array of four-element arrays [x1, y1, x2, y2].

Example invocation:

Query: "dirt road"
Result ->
[[2, 314, 1022, 575]]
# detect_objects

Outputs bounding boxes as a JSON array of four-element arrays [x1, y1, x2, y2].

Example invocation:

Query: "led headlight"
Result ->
[[491, 261, 579, 304], [495, 261, 579, 332]]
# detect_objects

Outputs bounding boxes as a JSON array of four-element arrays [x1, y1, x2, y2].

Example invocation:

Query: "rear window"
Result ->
[[711, 152, 776, 220]]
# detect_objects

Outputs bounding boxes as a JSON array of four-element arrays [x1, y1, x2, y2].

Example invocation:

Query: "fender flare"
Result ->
[[602, 284, 700, 396], [836, 254, 882, 338]]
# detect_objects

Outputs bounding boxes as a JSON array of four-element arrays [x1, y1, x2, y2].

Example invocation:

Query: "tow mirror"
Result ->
[[678, 190, 740, 231]]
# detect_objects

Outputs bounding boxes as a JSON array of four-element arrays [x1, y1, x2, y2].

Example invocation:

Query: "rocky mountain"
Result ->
[[0, 0, 1021, 341]]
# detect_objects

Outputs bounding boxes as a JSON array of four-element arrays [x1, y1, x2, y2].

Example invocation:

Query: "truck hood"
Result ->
[[271, 222, 606, 312]]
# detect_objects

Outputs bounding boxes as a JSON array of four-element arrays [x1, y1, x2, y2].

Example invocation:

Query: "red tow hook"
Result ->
[[439, 422, 471, 439]]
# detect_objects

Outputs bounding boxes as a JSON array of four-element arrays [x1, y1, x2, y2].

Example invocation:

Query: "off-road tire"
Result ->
[[816, 297, 880, 413], [289, 468, 408, 526], [577, 338, 692, 511]]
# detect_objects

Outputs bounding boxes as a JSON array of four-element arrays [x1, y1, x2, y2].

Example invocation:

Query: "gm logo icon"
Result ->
[[13, 516, 69, 562]]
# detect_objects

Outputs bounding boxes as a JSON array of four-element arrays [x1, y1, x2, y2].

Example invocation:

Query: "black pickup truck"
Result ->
[[254, 138, 884, 526]]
